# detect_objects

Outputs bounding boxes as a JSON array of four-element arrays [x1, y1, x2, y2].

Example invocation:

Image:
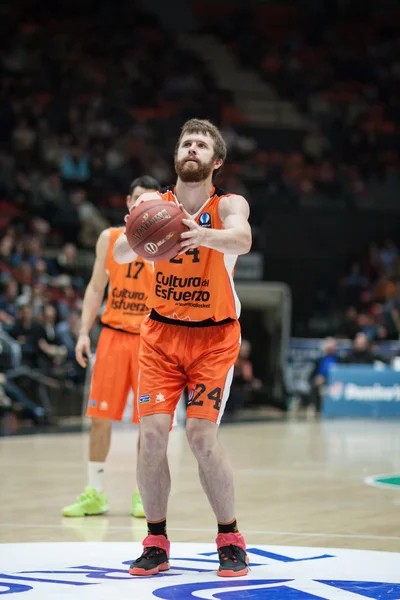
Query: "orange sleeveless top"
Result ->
[[101, 227, 153, 334], [146, 187, 240, 323]]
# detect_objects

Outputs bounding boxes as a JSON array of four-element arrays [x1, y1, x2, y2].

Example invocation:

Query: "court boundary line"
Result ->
[[0, 522, 399, 541]]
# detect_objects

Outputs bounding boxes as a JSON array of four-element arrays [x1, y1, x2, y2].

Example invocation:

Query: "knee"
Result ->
[[140, 418, 169, 456], [91, 417, 111, 431], [186, 420, 217, 460]]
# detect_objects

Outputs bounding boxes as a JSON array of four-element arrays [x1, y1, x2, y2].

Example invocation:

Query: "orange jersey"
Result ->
[[146, 187, 240, 322], [101, 227, 153, 333]]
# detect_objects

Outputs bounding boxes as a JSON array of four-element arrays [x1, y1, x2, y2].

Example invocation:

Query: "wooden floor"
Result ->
[[1, 419, 400, 552]]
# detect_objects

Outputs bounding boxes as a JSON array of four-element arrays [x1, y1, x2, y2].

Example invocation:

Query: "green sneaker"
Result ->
[[131, 489, 145, 518], [62, 486, 109, 517]]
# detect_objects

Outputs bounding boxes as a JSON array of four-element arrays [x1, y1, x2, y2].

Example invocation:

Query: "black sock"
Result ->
[[147, 519, 167, 538], [218, 519, 238, 534]]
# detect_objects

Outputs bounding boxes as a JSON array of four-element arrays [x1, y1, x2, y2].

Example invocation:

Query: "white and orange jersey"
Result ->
[[101, 227, 153, 334], [146, 186, 240, 322]]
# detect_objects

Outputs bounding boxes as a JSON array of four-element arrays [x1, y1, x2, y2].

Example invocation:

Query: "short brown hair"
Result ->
[[175, 119, 227, 177]]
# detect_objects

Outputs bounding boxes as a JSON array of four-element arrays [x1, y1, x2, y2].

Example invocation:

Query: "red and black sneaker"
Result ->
[[129, 534, 170, 576], [216, 532, 249, 577]]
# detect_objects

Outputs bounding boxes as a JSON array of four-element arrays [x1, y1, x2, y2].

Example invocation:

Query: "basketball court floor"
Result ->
[[1, 419, 400, 599]]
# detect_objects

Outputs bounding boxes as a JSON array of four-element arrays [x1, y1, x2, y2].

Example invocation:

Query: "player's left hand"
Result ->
[[180, 206, 207, 251]]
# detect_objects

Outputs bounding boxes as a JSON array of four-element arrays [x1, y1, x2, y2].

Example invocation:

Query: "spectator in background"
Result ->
[[34, 305, 67, 374], [60, 147, 90, 184], [9, 304, 37, 367], [36, 171, 66, 210], [307, 337, 339, 413], [228, 339, 261, 415], [56, 310, 85, 384], [56, 310, 80, 361], [30, 283, 47, 319], [380, 239, 398, 275], [56, 243, 84, 290], [70, 189, 109, 248], [0, 236, 15, 269], [303, 126, 331, 164], [0, 280, 19, 323], [343, 332, 376, 364]]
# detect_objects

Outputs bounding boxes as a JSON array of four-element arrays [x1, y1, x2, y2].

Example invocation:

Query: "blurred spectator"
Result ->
[[34, 305, 67, 374], [380, 239, 398, 275], [228, 339, 262, 415], [307, 337, 339, 413], [56, 310, 80, 361], [343, 333, 376, 364], [9, 304, 37, 367], [303, 127, 331, 164], [70, 189, 110, 248], [0, 280, 19, 323], [60, 147, 90, 184], [55, 243, 85, 289]]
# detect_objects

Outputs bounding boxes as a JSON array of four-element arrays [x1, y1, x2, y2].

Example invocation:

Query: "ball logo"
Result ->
[[141, 212, 149, 222], [144, 242, 159, 255]]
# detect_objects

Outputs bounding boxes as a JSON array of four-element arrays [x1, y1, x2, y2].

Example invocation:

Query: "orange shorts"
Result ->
[[87, 327, 140, 423], [137, 316, 240, 424]]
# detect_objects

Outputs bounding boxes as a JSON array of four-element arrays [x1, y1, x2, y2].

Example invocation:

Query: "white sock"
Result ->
[[88, 462, 105, 493]]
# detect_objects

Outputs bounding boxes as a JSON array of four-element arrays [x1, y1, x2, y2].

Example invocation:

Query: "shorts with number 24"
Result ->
[[137, 316, 240, 424]]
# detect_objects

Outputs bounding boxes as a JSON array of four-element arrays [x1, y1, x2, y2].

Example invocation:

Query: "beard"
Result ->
[[175, 157, 215, 183]]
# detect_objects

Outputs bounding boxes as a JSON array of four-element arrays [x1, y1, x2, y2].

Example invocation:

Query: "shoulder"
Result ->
[[95, 228, 112, 258], [98, 228, 111, 245], [218, 194, 249, 220]]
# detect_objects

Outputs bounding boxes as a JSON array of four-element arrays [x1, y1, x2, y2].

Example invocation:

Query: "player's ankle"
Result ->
[[217, 518, 238, 535], [147, 518, 167, 538]]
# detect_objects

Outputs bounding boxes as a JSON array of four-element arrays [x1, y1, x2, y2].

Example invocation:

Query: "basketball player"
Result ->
[[114, 120, 252, 577], [62, 175, 160, 518]]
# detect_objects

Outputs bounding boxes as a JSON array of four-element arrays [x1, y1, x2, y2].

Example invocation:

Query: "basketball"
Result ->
[[125, 200, 187, 261]]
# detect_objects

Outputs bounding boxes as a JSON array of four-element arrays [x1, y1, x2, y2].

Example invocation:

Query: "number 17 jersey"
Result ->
[[147, 186, 241, 323], [101, 227, 153, 334]]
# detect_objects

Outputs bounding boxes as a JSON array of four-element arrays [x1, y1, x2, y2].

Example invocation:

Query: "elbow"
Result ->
[[239, 234, 252, 255]]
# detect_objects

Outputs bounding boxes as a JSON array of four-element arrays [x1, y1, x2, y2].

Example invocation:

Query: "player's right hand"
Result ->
[[75, 334, 91, 368]]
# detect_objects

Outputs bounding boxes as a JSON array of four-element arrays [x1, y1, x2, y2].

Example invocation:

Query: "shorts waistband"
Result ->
[[149, 309, 235, 328], [100, 322, 140, 335]]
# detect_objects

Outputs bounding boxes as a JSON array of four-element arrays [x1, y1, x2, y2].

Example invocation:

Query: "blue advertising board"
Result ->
[[323, 365, 400, 418]]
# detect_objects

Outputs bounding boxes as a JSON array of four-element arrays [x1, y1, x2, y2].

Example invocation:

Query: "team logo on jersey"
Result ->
[[140, 394, 150, 403], [199, 212, 211, 227]]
